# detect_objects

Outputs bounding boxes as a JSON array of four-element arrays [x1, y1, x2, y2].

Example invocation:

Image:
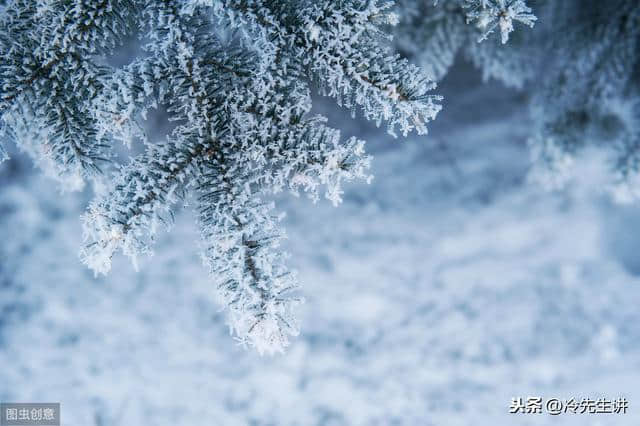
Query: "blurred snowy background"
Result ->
[[1, 55, 640, 426]]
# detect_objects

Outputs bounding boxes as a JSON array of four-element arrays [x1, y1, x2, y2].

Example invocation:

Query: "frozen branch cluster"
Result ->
[[395, 0, 640, 198], [394, 0, 537, 86], [1, 0, 136, 187], [529, 0, 640, 197], [464, 0, 536, 44], [1, 0, 440, 353]]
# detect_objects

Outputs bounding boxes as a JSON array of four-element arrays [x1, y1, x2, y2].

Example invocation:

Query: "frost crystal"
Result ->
[[465, 0, 537, 44]]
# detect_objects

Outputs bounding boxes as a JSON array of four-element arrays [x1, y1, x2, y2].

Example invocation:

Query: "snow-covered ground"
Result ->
[[1, 66, 639, 425]]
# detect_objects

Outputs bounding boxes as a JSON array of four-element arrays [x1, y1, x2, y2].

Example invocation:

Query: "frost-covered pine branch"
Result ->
[[464, 0, 536, 44], [394, 0, 538, 87], [528, 0, 640, 197], [213, 0, 442, 136], [0, 0, 136, 187], [394, 0, 640, 200], [2, 0, 419, 353]]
